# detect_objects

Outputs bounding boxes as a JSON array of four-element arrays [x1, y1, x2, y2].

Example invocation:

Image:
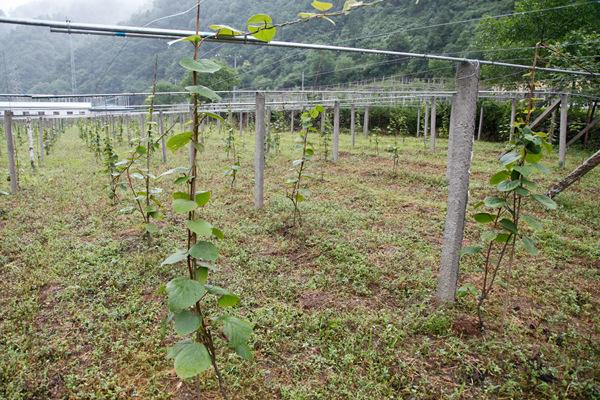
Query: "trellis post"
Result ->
[[333, 100, 340, 162], [559, 94, 569, 168], [363, 105, 369, 137], [4, 111, 18, 194], [509, 98, 517, 141], [477, 104, 484, 140], [351, 104, 356, 147], [436, 61, 480, 303], [430, 96, 437, 151], [255, 92, 266, 209]]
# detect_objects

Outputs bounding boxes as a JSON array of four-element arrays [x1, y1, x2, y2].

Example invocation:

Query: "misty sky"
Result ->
[[0, 0, 149, 22]]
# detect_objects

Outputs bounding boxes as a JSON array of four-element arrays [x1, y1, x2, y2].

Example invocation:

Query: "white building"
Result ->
[[0, 101, 92, 117]]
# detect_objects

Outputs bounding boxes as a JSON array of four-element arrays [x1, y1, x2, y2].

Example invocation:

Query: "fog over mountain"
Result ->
[[1, 0, 149, 23]]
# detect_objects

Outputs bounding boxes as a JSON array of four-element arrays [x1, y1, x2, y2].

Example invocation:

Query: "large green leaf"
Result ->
[[521, 236, 538, 255], [220, 315, 253, 360], [179, 57, 221, 74], [522, 214, 543, 230], [205, 285, 240, 308], [174, 342, 212, 379], [312, 1, 334, 11], [209, 24, 243, 36], [474, 213, 495, 223], [167, 132, 193, 151], [532, 194, 557, 210], [484, 196, 507, 208], [195, 191, 211, 206], [499, 151, 520, 166], [499, 218, 518, 234], [189, 241, 219, 262], [166, 277, 206, 311], [185, 85, 221, 101], [247, 14, 276, 42], [460, 246, 482, 257], [497, 180, 520, 192], [489, 170, 510, 185], [173, 310, 201, 335], [187, 219, 213, 237], [161, 249, 188, 266], [173, 199, 198, 214]]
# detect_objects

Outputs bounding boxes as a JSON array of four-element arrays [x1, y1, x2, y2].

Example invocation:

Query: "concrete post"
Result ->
[[446, 95, 457, 181], [509, 98, 517, 141], [239, 111, 244, 136], [363, 106, 369, 137], [159, 111, 166, 163], [38, 118, 45, 163], [477, 104, 484, 140], [255, 93, 266, 209], [333, 100, 340, 162], [351, 104, 356, 147], [424, 100, 429, 142], [436, 61, 480, 304], [290, 110, 295, 133], [4, 111, 18, 194], [416, 102, 421, 138], [430, 97, 437, 151], [26, 118, 36, 170], [559, 94, 569, 168]]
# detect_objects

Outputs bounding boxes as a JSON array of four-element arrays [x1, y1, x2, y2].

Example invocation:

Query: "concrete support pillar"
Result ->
[[351, 104, 356, 147], [363, 106, 369, 137], [430, 97, 437, 151], [290, 110, 295, 133], [26, 118, 36, 170], [509, 98, 517, 141], [436, 61, 480, 304], [424, 100, 429, 142], [477, 104, 484, 140], [38, 118, 45, 163], [416, 102, 421, 138], [239, 111, 244, 136], [559, 94, 569, 168], [4, 111, 18, 194], [255, 93, 266, 209], [333, 101, 340, 162]]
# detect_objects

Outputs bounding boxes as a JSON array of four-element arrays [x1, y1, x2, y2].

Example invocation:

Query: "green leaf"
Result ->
[[532, 194, 557, 210], [515, 187, 530, 196], [513, 165, 533, 177], [495, 233, 512, 243], [173, 310, 201, 335], [209, 24, 243, 36], [484, 196, 506, 208], [525, 151, 542, 164], [211, 227, 224, 240], [179, 57, 221, 74], [474, 213, 495, 224], [456, 283, 478, 298], [166, 277, 206, 311], [189, 241, 219, 262], [185, 85, 221, 102], [187, 219, 213, 237], [173, 199, 198, 214], [499, 151, 520, 166], [200, 111, 224, 121], [220, 316, 253, 360], [167, 132, 193, 151], [521, 236, 538, 255], [174, 342, 211, 379], [298, 12, 318, 18], [489, 170, 510, 185], [205, 285, 240, 308], [195, 191, 211, 206], [499, 218, 517, 234], [247, 14, 276, 42], [167, 35, 201, 46], [497, 180, 520, 192], [312, 0, 334, 11], [460, 246, 482, 257], [196, 267, 209, 284], [144, 223, 158, 234], [522, 214, 543, 230], [161, 249, 188, 266]]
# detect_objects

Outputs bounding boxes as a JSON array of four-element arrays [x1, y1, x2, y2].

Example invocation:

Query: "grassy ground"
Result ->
[[0, 122, 598, 400]]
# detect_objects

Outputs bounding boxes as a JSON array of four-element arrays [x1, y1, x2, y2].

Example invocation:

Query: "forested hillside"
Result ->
[[1, 0, 598, 94]]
